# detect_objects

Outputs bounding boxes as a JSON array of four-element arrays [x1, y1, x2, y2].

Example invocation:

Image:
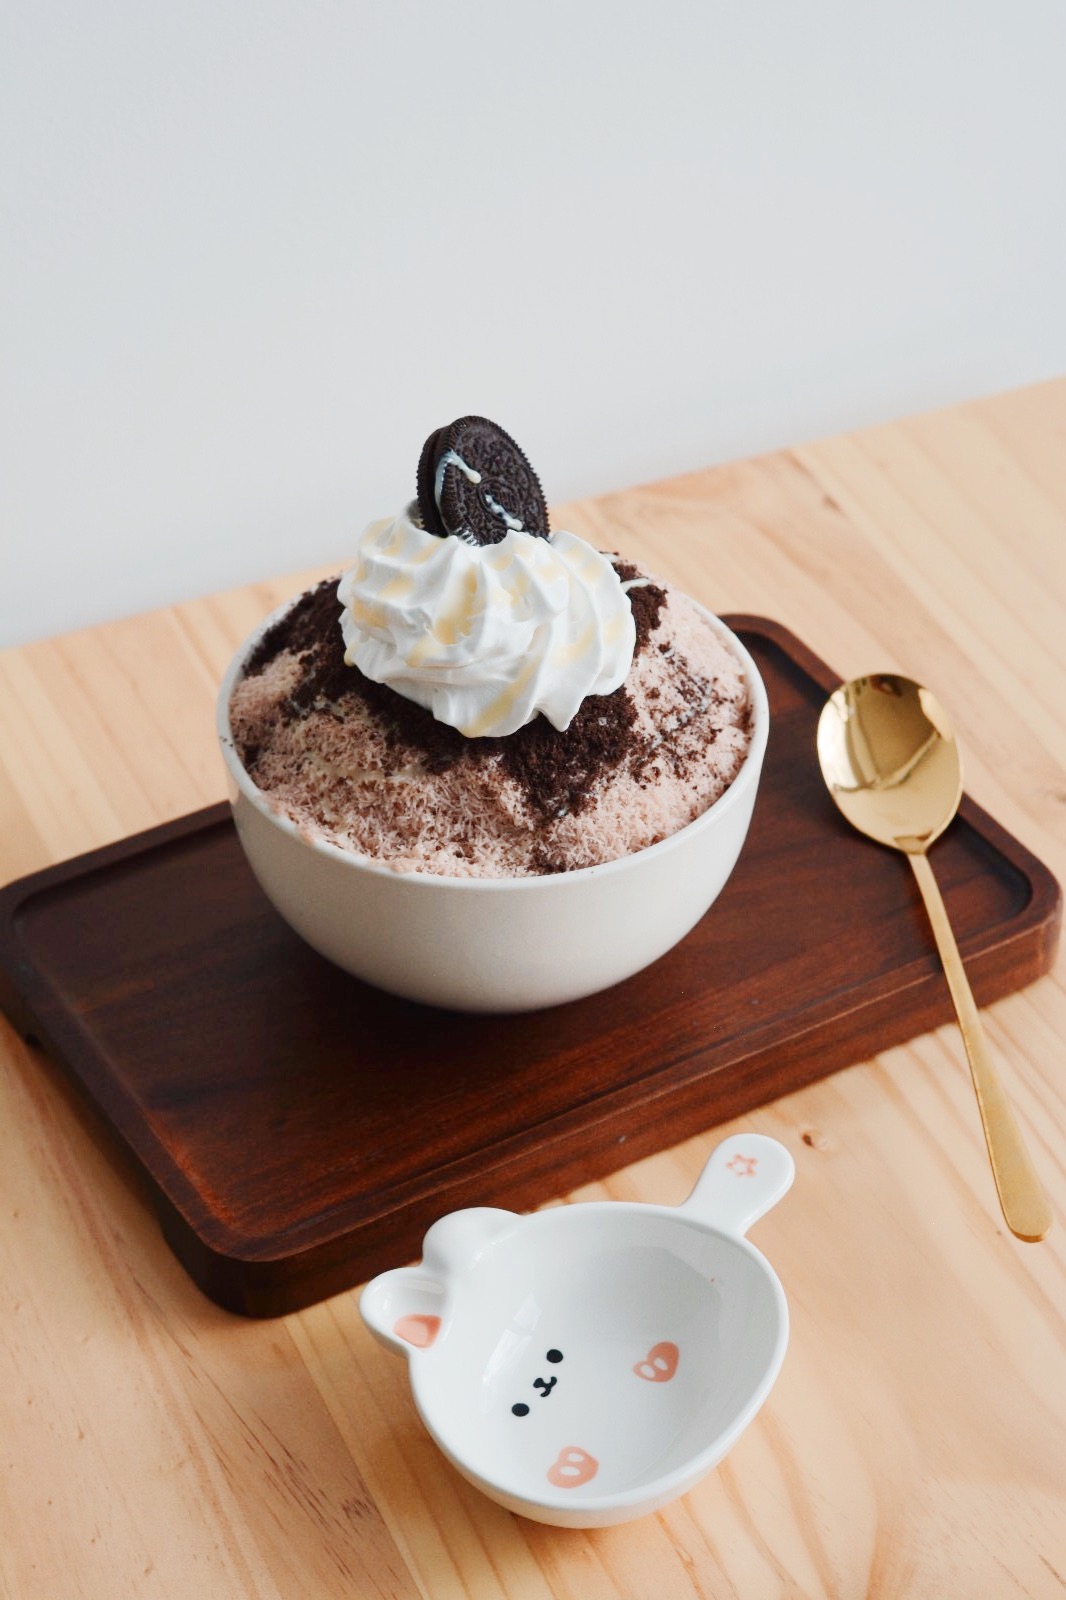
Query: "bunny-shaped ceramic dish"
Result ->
[[360, 1133, 794, 1527]]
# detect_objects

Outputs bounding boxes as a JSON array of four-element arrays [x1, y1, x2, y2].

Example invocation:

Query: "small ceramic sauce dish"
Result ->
[[360, 1133, 794, 1527]]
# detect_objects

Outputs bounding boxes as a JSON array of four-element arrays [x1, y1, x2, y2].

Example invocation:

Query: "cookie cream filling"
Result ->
[[337, 509, 636, 738], [432, 449, 527, 538]]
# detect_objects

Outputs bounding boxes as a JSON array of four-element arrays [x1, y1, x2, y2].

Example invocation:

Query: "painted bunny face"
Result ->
[[365, 1207, 760, 1499], [360, 1135, 794, 1527]]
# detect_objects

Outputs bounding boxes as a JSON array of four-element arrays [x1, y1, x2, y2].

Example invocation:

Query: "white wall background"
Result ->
[[3, 1, 1065, 647]]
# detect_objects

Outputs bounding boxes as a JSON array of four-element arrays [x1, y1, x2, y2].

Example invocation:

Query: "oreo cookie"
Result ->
[[417, 416, 550, 546]]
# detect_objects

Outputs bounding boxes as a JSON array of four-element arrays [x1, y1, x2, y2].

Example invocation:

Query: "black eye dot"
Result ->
[[511, 1403, 530, 1417], [546, 1349, 563, 1364]]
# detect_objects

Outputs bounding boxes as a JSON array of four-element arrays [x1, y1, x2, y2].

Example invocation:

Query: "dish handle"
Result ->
[[679, 1133, 794, 1237]]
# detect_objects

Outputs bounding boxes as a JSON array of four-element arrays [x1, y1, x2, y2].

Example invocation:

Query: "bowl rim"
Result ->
[[404, 1200, 789, 1517], [216, 581, 770, 892]]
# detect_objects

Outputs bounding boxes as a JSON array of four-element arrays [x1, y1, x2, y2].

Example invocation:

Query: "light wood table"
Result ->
[[2, 381, 1065, 1598]]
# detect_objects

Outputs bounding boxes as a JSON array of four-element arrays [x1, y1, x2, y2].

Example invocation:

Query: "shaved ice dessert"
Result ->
[[227, 416, 753, 881]]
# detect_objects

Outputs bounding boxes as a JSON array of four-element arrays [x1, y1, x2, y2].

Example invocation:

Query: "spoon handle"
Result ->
[[908, 851, 1052, 1242]]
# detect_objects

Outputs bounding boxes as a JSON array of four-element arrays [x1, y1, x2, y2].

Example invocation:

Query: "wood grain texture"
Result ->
[[0, 622, 1058, 1316], [2, 380, 1066, 1596]]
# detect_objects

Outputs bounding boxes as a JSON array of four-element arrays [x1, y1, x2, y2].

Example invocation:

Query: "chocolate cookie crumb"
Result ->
[[530, 847, 571, 876], [611, 560, 667, 655], [244, 578, 342, 677], [496, 689, 639, 822], [237, 574, 642, 815], [231, 545, 751, 881]]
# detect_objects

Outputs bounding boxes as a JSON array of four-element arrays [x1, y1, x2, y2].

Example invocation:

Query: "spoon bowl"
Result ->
[[817, 674, 1051, 1242], [816, 676, 962, 850]]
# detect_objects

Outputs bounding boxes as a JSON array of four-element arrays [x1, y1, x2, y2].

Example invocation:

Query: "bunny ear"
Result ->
[[678, 1135, 795, 1238], [361, 1207, 517, 1357], [421, 1206, 517, 1279], [360, 1269, 445, 1357]]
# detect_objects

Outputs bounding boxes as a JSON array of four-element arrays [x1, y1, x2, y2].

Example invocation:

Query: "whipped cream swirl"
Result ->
[[337, 510, 636, 738]]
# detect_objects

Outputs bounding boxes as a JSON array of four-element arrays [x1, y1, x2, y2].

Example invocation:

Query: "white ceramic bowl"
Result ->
[[361, 1133, 794, 1527], [216, 595, 769, 1012]]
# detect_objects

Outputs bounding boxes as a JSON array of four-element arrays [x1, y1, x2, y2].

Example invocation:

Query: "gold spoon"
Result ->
[[816, 674, 1051, 1242]]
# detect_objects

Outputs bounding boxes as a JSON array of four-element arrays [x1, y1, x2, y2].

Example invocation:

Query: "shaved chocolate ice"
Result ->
[[229, 558, 753, 879]]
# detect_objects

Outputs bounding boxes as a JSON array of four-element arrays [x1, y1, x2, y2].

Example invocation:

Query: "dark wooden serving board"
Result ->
[[0, 619, 1059, 1316]]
